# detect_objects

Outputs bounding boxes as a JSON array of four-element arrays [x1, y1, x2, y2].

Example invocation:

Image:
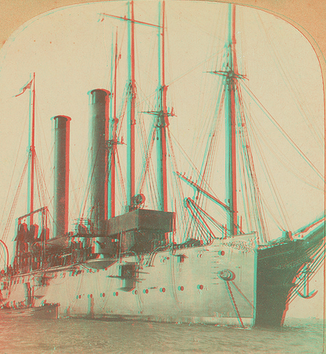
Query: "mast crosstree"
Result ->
[[156, 0, 168, 212], [225, 4, 237, 237], [208, 5, 238, 237], [101, 0, 169, 213]]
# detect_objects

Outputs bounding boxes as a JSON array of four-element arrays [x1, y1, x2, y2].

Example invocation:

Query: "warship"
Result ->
[[0, 1, 324, 327]]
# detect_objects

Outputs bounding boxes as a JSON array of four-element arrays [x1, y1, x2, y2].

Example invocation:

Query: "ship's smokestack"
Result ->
[[53, 115, 71, 238], [88, 89, 110, 235]]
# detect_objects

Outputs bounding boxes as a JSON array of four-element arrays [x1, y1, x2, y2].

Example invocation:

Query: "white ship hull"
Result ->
[[2, 234, 257, 327]]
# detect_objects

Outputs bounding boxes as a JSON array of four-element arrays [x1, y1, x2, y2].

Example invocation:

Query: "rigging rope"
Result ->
[[240, 91, 292, 232], [196, 84, 225, 209], [1, 157, 29, 246], [35, 154, 49, 209], [225, 280, 245, 328], [186, 198, 212, 243], [0, 108, 29, 230], [256, 12, 323, 149], [115, 149, 127, 207], [240, 92, 321, 190], [236, 85, 269, 243], [241, 82, 323, 182], [166, 128, 189, 243]]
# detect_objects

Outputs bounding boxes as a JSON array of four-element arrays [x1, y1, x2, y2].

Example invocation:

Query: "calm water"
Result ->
[[0, 313, 324, 354]]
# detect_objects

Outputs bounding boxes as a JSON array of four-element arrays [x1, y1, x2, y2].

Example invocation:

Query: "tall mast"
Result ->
[[127, 0, 136, 210], [100, 3, 161, 212], [225, 4, 237, 237], [157, 0, 168, 212], [108, 29, 119, 218], [27, 72, 36, 227]]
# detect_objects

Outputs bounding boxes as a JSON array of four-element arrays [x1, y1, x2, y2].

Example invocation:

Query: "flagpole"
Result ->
[[28, 72, 35, 227]]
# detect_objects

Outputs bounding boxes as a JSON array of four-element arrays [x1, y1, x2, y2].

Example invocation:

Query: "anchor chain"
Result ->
[[225, 280, 244, 328]]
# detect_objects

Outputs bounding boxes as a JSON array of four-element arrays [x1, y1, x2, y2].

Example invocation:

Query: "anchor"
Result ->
[[295, 263, 318, 299]]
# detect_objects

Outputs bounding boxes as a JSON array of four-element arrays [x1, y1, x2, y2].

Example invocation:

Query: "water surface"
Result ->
[[0, 313, 324, 353]]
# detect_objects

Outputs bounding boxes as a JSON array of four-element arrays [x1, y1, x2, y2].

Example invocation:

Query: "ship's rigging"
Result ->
[[0, 1, 323, 246], [0, 1, 324, 321]]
